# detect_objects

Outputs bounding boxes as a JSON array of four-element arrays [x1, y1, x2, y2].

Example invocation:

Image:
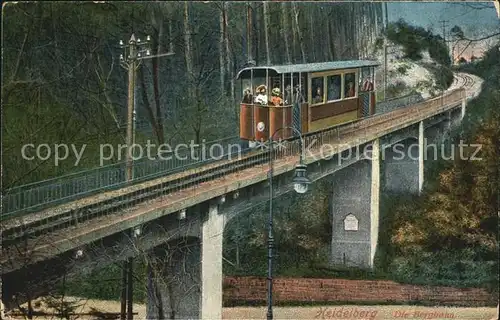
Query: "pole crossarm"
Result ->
[[138, 52, 175, 60]]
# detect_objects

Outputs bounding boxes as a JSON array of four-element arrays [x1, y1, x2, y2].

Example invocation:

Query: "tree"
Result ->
[[385, 19, 452, 66], [385, 46, 500, 289]]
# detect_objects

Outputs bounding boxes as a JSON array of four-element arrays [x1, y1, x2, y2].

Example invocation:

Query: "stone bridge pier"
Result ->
[[329, 139, 380, 269], [329, 117, 456, 270], [382, 136, 422, 194], [145, 201, 225, 319]]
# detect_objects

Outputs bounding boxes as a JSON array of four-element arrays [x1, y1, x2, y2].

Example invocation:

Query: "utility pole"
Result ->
[[118, 33, 174, 320], [119, 34, 148, 182], [247, 2, 255, 65], [438, 20, 449, 103], [439, 20, 449, 54], [383, 2, 388, 101]]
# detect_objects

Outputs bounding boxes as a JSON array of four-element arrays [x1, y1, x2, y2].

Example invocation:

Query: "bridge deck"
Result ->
[[0, 88, 467, 270]]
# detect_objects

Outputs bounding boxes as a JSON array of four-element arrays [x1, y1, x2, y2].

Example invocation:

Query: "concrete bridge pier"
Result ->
[[461, 95, 466, 120], [329, 139, 380, 269], [382, 122, 424, 194], [146, 200, 224, 319]]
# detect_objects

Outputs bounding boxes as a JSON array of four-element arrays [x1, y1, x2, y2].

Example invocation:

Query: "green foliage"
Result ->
[[62, 261, 148, 303], [376, 45, 500, 291], [224, 179, 332, 276], [386, 19, 452, 66], [396, 64, 410, 76], [3, 100, 125, 187], [425, 64, 454, 90], [42, 295, 83, 320], [374, 37, 384, 51], [386, 80, 409, 99], [388, 250, 498, 290]]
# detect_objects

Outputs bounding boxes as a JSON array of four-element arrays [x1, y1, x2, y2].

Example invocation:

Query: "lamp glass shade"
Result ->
[[294, 182, 308, 194], [292, 163, 310, 194]]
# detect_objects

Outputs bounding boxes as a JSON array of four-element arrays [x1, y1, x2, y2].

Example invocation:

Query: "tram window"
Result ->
[[312, 77, 324, 104], [344, 73, 356, 98], [327, 74, 341, 101]]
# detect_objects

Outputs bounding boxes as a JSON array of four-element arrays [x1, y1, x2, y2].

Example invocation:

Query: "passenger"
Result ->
[[346, 81, 355, 98], [362, 77, 374, 91], [294, 84, 305, 103], [242, 87, 253, 104], [328, 79, 341, 101], [270, 88, 283, 106], [284, 84, 292, 105], [254, 85, 268, 105], [313, 87, 323, 103]]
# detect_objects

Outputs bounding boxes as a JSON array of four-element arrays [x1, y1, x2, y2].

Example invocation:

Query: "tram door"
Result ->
[[359, 67, 375, 116], [293, 102, 301, 133], [361, 94, 370, 117], [288, 73, 306, 135]]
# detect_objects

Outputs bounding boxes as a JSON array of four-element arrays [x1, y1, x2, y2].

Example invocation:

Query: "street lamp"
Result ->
[[266, 126, 310, 320]]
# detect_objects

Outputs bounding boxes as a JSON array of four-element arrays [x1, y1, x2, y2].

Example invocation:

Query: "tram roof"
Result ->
[[236, 60, 379, 79]]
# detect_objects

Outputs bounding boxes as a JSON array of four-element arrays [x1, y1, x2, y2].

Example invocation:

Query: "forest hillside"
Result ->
[[2, 2, 384, 188]]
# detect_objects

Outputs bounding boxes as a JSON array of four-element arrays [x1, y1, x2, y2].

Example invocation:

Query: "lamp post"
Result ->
[[266, 126, 311, 320]]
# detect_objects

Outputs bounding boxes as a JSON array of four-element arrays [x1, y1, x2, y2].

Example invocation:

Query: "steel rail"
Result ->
[[1, 135, 243, 218], [1, 92, 425, 227], [2, 71, 477, 220], [0, 89, 467, 272], [1, 89, 466, 246]]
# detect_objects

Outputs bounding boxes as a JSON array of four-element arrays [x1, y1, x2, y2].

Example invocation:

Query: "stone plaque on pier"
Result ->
[[344, 214, 358, 231]]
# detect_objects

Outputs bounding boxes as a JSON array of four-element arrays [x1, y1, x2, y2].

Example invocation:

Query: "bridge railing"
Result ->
[[269, 88, 465, 163], [1, 135, 243, 219], [376, 93, 425, 114], [1, 88, 466, 221]]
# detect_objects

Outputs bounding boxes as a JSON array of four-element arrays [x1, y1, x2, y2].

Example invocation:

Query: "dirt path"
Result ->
[[6, 297, 497, 319]]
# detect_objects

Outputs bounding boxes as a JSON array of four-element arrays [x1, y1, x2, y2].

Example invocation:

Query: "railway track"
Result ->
[[1, 89, 465, 247], [2, 71, 477, 221], [1, 150, 268, 245], [454, 73, 476, 90], [463, 74, 475, 88]]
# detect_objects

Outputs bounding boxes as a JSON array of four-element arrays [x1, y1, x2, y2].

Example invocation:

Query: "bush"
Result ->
[[388, 250, 498, 292], [425, 64, 454, 90], [378, 45, 500, 293], [386, 19, 451, 67]]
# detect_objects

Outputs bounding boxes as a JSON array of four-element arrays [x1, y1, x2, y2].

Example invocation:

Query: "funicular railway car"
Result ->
[[237, 60, 379, 142]]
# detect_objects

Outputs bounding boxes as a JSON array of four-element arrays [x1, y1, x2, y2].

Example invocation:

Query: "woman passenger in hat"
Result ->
[[271, 87, 283, 106], [242, 87, 253, 104], [254, 84, 268, 105]]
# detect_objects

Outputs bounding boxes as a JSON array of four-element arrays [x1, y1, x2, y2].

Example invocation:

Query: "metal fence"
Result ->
[[376, 93, 425, 114], [1, 88, 466, 221], [2, 135, 244, 219]]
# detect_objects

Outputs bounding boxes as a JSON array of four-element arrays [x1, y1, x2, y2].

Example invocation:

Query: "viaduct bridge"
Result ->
[[0, 73, 482, 319]]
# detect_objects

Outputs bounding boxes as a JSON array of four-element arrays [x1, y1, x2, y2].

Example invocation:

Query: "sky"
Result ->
[[387, 2, 499, 34], [387, 2, 499, 59]]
